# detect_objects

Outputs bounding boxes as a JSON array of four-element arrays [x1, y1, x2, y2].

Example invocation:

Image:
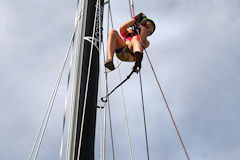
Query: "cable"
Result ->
[[136, 29, 190, 160], [102, 45, 116, 160], [65, 3, 84, 158], [139, 71, 150, 160], [127, 1, 151, 159], [28, 8, 82, 159], [59, 4, 84, 159], [128, 0, 133, 17], [107, 1, 135, 159], [97, 3, 104, 160], [117, 65, 134, 160], [103, 1, 116, 159], [131, 0, 135, 17], [59, 34, 74, 160]]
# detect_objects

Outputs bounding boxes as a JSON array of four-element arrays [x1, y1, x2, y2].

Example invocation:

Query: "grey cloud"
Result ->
[[1, 0, 240, 159]]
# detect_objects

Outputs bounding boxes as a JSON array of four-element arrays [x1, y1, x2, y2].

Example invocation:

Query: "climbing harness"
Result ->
[[101, 68, 137, 102], [123, 24, 141, 41]]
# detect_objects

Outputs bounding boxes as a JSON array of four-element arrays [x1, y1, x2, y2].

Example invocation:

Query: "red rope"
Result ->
[[136, 30, 190, 160]]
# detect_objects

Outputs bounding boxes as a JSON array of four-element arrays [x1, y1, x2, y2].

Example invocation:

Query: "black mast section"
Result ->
[[74, 0, 104, 159]]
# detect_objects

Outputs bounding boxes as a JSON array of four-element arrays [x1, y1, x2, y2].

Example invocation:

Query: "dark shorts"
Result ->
[[115, 46, 135, 62]]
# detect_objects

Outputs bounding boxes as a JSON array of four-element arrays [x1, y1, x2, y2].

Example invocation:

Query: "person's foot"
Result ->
[[104, 59, 115, 71], [134, 52, 143, 69]]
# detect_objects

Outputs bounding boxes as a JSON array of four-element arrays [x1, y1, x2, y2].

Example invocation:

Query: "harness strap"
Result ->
[[101, 69, 136, 102], [123, 24, 141, 40]]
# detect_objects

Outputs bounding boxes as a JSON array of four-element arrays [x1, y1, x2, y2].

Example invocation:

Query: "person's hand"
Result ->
[[140, 17, 147, 25], [135, 13, 147, 24]]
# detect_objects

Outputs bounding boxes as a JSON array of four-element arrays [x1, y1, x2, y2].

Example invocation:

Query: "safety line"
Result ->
[[146, 50, 190, 160], [131, 0, 135, 17], [139, 72, 150, 160], [117, 66, 134, 160], [107, 3, 134, 159], [102, 42, 115, 160], [101, 70, 135, 102], [136, 29, 190, 160], [128, 0, 133, 17], [103, 1, 116, 159], [127, 1, 151, 159]]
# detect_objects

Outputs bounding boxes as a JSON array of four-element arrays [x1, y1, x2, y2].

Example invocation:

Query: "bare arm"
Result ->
[[143, 39, 149, 48], [119, 18, 136, 36]]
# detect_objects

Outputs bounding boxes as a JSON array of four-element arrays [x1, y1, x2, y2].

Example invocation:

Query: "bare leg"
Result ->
[[128, 36, 143, 70], [128, 36, 143, 53], [107, 29, 126, 60]]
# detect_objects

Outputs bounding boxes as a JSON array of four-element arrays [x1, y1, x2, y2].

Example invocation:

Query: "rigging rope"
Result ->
[[59, 42, 73, 160], [135, 29, 190, 160], [66, 2, 84, 158], [98, 41, 104, 160], [139, 71, 150, 160], [101, 69, 135, 102], [117, 67, 134, 160], [127, 1, 151, 159], [128, 0, 133, 17], [98, 3, 104, 160], [102, 44, 115, 160], [28, 8, 82, 159], [104, 1, 134, 159], [62, 3, 85, 159], [59, 3, 84, 157], [103, 1, 116, 159]]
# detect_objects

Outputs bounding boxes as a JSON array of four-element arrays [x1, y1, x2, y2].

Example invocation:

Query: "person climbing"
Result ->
[[104, 13, 155, 72]]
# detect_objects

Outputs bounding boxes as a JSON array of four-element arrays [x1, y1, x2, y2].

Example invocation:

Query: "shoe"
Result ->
[[104, 59, 115, 71], [134, 52, 143, 69], [135, 52, 143, 63]]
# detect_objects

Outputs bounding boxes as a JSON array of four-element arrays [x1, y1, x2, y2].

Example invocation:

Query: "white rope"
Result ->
[[102, 44, 115, 160], [128, 0, 133, 17], [98, 3, 103, 159], [102, 1, 116, 160], [106, 1, 134, 159], [66, 7, 83, 158], [59, 36, 74, 160], [98, 3, 117, 160], [76, 0, 100, 158], [97, 44, 103, 160], [28, 9, 83, 158], [139, 72, 150, 160], [59, 3, 85, 159], [99, 107, 103, 160], [116, 60, 134, 160], [127, 1, 151, 159]]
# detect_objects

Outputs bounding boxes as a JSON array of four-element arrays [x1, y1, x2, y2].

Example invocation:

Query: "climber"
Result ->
[[104, 13, 155, 72]]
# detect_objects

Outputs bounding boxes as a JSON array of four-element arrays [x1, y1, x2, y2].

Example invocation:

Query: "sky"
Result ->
[[1, 0, 240, 160]]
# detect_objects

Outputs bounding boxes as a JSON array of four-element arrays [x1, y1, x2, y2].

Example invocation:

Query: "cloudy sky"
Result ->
[[1, 0, 240, 160]]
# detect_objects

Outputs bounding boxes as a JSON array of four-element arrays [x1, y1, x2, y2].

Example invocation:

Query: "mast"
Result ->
[[68, 0, 104, 159]]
